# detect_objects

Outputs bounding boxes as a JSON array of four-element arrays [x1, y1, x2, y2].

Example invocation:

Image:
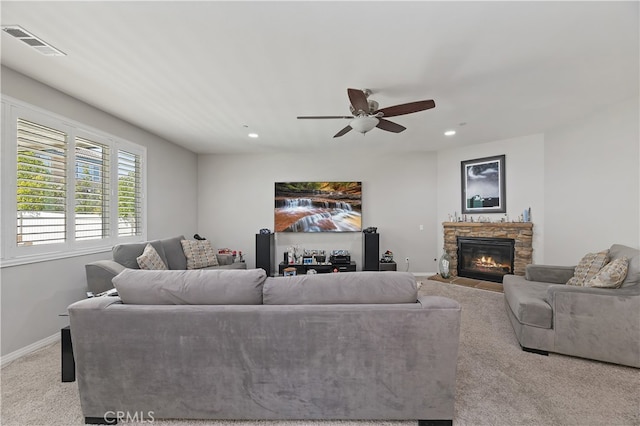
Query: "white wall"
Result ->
[[436, 134, 546, 263], [198, 151, 439, 273], [1, 67, 199, 357], [544, 97, 639, 264]]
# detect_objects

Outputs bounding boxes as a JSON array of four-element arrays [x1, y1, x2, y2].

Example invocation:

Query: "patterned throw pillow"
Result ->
[[136, 243, 168, 270], [586, 257, 629, 288], [181, 239, 219, 269], [566, 249, 610, 286]]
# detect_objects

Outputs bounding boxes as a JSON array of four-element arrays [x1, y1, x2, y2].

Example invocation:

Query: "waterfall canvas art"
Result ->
[[275, 182, 362, 232]]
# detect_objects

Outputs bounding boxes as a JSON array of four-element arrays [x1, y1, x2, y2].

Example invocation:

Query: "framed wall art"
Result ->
[[461, 154, 506, 214]]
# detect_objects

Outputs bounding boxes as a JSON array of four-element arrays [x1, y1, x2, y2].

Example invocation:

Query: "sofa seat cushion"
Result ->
[[113, 268, 266, 305], [503, 277, 553, 329], [263, 271, 417, 305]]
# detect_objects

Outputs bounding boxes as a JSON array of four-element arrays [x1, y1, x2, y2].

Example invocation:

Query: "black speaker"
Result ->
[[255, 233, 275, 276], [363, 232, 380, 271]]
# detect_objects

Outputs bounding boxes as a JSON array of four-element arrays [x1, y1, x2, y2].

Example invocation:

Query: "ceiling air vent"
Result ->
[[2, 25, 66, 56]]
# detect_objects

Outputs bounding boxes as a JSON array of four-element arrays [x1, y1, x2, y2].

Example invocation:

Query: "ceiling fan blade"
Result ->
[[375, 100, 435, 118], [376, 118, 406, 133], [333, 125, 353, 138], [347, 88, 370, 114], [297, 115, 353, 119]]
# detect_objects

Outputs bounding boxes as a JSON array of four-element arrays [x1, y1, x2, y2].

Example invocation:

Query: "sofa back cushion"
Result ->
[[161, 235, 187, 269], [263, 271, 418, 305], [609, 244, 640, 287], [113, 268, 266, 305]]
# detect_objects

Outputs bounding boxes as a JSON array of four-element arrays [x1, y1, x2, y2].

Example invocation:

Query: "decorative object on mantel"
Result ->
[[461, 154, 506, 214], [439, 248, 452, 279], [445, 212, 535, 224]]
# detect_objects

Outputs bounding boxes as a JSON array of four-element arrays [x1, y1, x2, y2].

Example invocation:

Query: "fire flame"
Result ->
[[474, 256, 508, 271]]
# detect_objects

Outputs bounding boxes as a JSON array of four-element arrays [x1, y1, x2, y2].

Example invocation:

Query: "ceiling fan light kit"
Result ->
[[297, 88, 436, 138], [350, 116, 379, 134]]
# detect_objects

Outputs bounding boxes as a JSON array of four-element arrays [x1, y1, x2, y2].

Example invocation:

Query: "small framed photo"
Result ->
[[461, 155, 506, 214]]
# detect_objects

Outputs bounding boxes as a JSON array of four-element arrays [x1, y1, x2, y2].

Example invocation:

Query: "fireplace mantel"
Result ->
[[443, 222, 533, 276]]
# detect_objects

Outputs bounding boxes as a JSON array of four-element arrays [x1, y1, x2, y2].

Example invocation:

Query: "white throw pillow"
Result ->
[[587, 257, 629, 288], [136, 243, 168, 270], [181, 239, 219, 269], [566, 250, 609, 286]]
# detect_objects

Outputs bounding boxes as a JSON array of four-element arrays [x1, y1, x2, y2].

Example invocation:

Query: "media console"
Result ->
[[278, 261, 356, 275]]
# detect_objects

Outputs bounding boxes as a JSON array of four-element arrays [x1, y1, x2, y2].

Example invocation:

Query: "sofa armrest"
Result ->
[[550, 284, 640, 367], [544, 283, 637, 306], [85, 260, 126, 295], [525, 264, 575, 284]]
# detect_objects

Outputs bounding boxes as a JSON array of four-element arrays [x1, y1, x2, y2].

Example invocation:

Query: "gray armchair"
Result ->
[[85, 235, 246, 295], [503, 244, 640, 367]]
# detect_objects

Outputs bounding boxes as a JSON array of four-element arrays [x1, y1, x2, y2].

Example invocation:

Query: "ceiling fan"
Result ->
[[297, 88, 436, 138]]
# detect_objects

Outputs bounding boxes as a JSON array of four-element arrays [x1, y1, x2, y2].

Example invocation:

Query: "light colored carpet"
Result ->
[[2, 280, 638, 426], [427, 274, 503, 293]]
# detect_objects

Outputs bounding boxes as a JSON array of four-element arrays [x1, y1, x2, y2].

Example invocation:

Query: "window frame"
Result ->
[[1, 96, 147, 267]]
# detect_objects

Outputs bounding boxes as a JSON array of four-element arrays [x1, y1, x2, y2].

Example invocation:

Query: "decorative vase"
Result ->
[[439, 250, 452, 279]]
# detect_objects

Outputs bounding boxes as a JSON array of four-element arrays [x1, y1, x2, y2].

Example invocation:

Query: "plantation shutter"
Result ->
[[75, 137, 110, 240], [16, 118, 68, 246], [117, 149, 142, 236]]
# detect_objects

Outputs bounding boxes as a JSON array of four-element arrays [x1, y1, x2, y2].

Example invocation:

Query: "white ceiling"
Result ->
[[1, 1, 638, 154]]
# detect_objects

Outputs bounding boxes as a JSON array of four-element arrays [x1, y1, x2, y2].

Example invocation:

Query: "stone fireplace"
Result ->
[[443, 222, 533, 279]]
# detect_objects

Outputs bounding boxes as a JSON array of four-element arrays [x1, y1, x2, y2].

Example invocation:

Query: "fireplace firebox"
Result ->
[[457, 237, 515, 283]]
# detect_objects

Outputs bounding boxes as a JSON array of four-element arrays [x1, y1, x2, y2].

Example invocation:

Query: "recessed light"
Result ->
[[444, 130, 456, 136], [248, 133, 259, 138]]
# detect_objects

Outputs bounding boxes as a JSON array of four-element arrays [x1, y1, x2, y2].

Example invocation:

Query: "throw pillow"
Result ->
[[136, 243, 168, 270], [566, 249, 610, 286], [586, 257, 629, 288], [181, 239, 219, 269]]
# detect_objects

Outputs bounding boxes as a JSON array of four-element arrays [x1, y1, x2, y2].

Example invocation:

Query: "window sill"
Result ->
[[0, 246, 112, 268]]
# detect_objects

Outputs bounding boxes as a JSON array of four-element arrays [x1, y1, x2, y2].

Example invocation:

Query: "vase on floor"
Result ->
[[439, 250, 451, 279]]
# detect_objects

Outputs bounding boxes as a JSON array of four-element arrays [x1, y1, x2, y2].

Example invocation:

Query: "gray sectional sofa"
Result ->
[[85, 235, 246, 294], [503, 244, 640, 367], [68, 270, 461, 425]]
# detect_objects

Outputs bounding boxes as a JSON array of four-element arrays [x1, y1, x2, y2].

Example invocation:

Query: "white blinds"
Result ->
[[75, 137, 110, 240], [16, 118, 67, 246], [117, 149, 142, 237]]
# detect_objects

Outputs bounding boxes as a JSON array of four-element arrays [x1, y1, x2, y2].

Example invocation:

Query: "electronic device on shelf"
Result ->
[[330, 250, 351, 264]]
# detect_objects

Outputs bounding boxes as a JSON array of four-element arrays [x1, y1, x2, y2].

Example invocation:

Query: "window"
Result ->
[[2, 97, 146, 265], [16, 118, 68, 246]]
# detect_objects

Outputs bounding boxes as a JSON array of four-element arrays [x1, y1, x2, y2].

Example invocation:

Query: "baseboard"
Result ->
[[1, 332, 59, 368], [414, 272, 437, 277]]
